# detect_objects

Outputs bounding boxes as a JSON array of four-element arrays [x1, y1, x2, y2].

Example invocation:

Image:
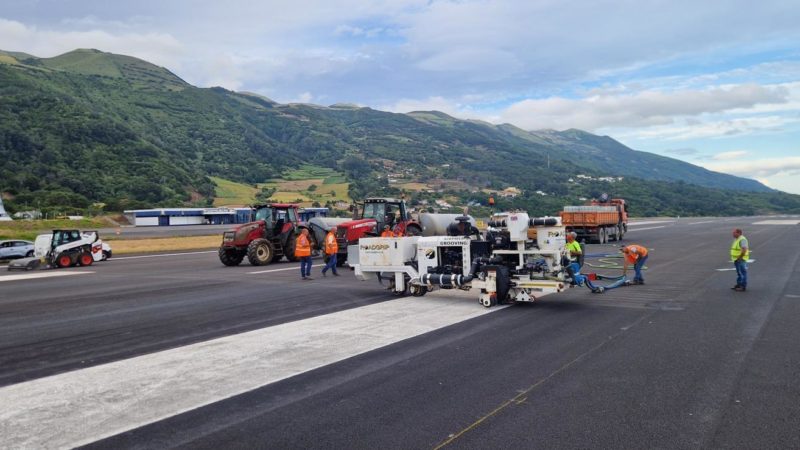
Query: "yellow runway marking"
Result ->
[[433, 313, 651, 449]]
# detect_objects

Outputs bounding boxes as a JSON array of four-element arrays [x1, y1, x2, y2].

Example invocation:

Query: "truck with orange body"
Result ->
[[560, 195, 628, 243]]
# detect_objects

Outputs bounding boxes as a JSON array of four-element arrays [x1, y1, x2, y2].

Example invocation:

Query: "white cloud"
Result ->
[[711, 150, 749, 160], [701, 156, 800, 194], [0, 18, 183, 68], [498, 84, 790, 131]]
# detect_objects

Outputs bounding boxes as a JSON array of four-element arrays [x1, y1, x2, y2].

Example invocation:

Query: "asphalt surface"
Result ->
[[1, 216, 799, 449]]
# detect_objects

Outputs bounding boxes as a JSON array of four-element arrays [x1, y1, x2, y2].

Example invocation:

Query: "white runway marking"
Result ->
[[752, 219, 800, 225], [688, 220, 715, 225], [716, 259, 755, 271], [248, 266, 302, 274], [110, 250, 217, 260], [0, 271, 94, 282], [0, 293, 505, 449], [626, 226, 666, 232], [628, 220, 675, 226]]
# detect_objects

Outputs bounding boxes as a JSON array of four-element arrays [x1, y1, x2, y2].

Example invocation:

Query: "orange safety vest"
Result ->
[[324, 231, 338, 255], [380, 230, 395, 238], [295, 234, 311, 257], [624, 244, 648, 264]]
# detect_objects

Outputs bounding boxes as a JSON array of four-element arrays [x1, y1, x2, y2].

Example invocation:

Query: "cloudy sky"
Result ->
[[2, 0, 799, 193]]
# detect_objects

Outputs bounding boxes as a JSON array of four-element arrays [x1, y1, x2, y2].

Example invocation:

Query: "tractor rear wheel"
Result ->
[[219, 247, 245, 266], [56, 253, 73, 268], [247, 239, 274, 266], [284, 235, 299, 262]]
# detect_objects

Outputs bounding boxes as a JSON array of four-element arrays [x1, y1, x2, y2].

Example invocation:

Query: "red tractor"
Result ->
[[334, 198, 421, 265], [218, 203, 311, 266]]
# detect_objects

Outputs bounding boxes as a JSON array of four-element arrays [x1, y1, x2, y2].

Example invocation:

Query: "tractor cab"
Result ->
[[361, 198, 410, 232], [253, 203, 299, 238]]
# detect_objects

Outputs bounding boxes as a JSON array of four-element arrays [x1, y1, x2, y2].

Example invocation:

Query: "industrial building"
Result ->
[[124, 207, 253, 227]]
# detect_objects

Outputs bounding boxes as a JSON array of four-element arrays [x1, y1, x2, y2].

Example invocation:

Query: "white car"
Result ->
[[0, 240, 35, 259]]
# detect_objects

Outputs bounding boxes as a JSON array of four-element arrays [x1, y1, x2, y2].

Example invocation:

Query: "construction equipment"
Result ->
[[7, 230, 105, 271], [560, 194, 628, 243], [218, 203, 310, 266], [351, 212, 573, 307], [333, 198, 423, 266]]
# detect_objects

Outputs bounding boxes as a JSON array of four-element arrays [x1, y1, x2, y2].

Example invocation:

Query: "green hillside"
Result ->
[[1, 48, 798, 217]]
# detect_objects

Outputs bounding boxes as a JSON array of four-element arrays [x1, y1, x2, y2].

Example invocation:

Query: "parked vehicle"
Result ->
[[560, 194, 628, 243], [218, 203, 311, 266], [332, 198, 422, 266], [0, 240, 35, 259], [9, 230, 104, 271]]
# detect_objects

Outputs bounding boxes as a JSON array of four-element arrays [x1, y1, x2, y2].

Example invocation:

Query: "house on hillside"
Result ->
[[500, 187, 521, 198]]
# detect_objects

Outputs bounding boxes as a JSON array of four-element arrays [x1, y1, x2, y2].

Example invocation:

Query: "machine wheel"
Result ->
[[481, 296, 497, 308], [405, 224, 422, 236], [388, 278, 409, 296], [26, 250, 34, 257], [247, 239, 274, 266], [78, 252, 94, 267], [336, 255, 347, 267], [284, 235, 299, 262], [599, 228, 607, 244], [56, 253, 73, 268], [409, 284, 428, 297], [102, 250, 113, 261], [218, 247, 245, 266]]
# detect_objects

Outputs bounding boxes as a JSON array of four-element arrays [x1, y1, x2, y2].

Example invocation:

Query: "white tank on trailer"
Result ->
[[418, 213, 477, 236]]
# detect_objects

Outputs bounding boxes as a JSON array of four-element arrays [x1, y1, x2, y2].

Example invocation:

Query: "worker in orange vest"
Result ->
[[296, 228, 313, 280], [321, 226, 340, 277], [620, 244, 648, 284], [380, 224, 396, 238]]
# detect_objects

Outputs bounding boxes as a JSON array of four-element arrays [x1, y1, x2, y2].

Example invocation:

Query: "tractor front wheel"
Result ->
[[247, 239, 274, 266], [405, 224, 422, 236], [219, 247, 245, 266]]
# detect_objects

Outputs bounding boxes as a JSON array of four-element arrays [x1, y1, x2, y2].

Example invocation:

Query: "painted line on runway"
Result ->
[[0, 294, 505, 449], [0, 271, 94, 282], [248, 266, 301, 274], [628, 220, 674, 226], [110, 250, 217, 261], [625, 226, 666, 232], [716, 259, 756, 271], [688, 220, 716, 225], [752, 219, 800, 225]]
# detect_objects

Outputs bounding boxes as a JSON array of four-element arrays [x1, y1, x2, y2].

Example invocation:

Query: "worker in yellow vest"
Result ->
[[565, 232, 583, 267], [321, 226, 340, 277], [731, 228, 749, 292], [620, 244, 648, 284], [296, 228, 313, 280]]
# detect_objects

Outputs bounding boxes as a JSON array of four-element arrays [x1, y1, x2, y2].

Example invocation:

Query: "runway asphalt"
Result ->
[[0, 216, 798, 449]]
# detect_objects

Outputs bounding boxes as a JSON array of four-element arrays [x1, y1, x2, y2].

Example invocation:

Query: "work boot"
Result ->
[[302, 276, 308, 281], [306, 276, 314, 280], [322, 271, 327, 277], [333, 272, 340, 276], [734, 286, 746, 292], [731, 285, 740, 290]]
